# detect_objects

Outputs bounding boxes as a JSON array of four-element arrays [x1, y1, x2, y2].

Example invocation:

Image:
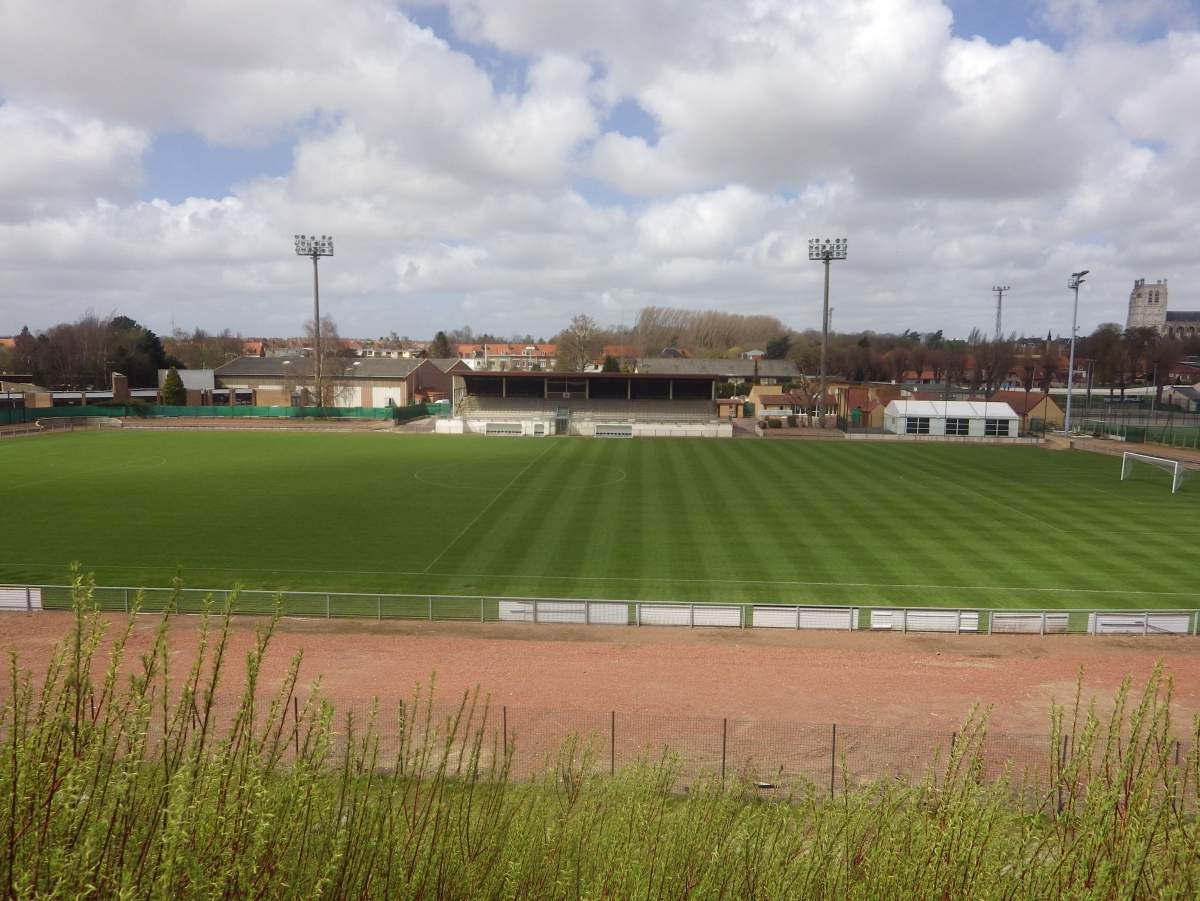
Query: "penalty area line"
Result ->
[[421, 439, 560, 574]]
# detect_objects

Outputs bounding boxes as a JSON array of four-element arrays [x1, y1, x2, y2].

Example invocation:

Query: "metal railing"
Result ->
[[8, 584, 1199, 637]]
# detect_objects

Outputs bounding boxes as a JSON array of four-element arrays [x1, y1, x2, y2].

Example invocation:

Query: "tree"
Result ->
[[161, 367, 186, 405], [428, 331, 455, 358], [555, 314, 600, 371], [1086, 324, 1123, 393], [602, 354, 620, 372], [764, 334, 791, 360]]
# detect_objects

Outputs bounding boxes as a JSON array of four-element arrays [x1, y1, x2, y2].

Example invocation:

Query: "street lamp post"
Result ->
[[992, 285, 1010, 342], [294, 234, 334, 405], [1064, 270, 1088, 433], [809, 238, 847, 423]]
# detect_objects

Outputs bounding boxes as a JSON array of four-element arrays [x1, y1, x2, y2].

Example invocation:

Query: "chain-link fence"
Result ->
[[215, 695, 1193, 810], [10, 584, 1199, 637]]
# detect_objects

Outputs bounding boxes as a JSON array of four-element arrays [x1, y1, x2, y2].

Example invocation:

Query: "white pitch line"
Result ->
[[420, 440, 560, 574]]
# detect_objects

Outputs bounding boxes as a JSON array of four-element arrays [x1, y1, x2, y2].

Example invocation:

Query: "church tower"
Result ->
[[1126, 278, 1168, 331]]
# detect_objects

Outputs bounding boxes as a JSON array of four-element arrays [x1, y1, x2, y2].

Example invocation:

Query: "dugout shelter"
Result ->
[[437, 371, 732, 437]]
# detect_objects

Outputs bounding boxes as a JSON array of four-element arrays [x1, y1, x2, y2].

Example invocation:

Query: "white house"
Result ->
[[883, 400, 1020, 438]]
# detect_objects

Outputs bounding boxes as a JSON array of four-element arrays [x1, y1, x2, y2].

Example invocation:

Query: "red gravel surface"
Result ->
[[4, 612, 1196, 738]]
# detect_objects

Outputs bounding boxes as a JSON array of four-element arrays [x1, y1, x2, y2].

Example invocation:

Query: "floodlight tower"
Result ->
[[1064, 270, 1088, 433], [294, 234, 334, 403], [992, 285, 1009, 342], [809, 238, 847, 422]]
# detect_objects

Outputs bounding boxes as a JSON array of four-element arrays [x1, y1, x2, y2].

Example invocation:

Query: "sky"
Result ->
[[2, 0, 1199, 342]]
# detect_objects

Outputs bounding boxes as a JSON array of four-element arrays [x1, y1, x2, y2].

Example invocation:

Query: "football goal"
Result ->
[[1121, 452, 1188, 494]]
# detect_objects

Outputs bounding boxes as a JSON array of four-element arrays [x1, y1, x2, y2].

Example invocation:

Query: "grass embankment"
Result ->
[[3, 430, 1199, 608], [2, 577, 1199, 897]]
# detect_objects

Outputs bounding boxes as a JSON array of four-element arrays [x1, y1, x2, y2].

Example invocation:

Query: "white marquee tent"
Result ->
[[883, 400, 1020, 438]]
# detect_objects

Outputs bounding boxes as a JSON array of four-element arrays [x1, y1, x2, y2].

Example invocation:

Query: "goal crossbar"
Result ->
[[1121, 452, 1186, 494]]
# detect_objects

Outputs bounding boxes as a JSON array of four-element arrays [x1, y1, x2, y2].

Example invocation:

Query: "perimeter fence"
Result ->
[[0, 403, 439, 426], [167, 693, 1197, 811], [1075, 406, 1200, 450], [7, 584, 1200, 637]]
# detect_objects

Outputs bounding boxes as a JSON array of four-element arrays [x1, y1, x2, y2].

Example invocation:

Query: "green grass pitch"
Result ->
[[3, 430, 1197, 610]]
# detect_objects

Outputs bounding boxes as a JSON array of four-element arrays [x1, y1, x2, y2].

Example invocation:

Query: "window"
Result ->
[[760, 377, 777, 385], [905, 417, 930, 435], [985, 419, 1010, 437], [945, 417, 968, 436]]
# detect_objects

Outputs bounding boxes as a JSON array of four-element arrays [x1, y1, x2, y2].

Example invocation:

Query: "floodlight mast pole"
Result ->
[[1064, 270, 1088, 433], [294, 234, 334, 405], [992, 285, 1009, 343], [809, 238, 847, 423]]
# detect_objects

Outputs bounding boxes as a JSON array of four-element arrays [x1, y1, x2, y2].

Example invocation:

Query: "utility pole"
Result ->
[[992, 285, 1009, 342], [809, 238, 847, 423], [1064, 270, 1088, 433], [294, 235, 334, 405]]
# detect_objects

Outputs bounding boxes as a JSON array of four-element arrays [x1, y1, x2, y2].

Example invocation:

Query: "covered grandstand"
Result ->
[[436, 372, 732, 437]]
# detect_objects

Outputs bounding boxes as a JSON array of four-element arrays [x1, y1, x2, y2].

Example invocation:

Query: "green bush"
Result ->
[[161, 366, 186, 405], [786, 414, 798, 427], [767, 417, 782, 428], [3, 575, 1198, 898]]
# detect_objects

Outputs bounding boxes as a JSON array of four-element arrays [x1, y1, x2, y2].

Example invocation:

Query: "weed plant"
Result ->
[[2, 574, 1198, 898]]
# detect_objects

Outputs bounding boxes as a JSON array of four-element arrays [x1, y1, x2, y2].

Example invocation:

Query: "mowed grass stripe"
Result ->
[[3, 430, 1198, 607]]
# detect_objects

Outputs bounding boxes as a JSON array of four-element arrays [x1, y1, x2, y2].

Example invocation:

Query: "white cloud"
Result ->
[[0, 105, 147, 221], [0, 0, 1199, 342]]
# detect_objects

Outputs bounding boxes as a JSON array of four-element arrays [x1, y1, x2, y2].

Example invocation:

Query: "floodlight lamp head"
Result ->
[[294, 233, 335, 257], [808, 237, 848, 261]]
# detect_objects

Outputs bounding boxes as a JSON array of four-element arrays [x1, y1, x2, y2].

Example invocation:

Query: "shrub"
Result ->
[[161, 366, 186, 405], [786, 414, 798, 427]]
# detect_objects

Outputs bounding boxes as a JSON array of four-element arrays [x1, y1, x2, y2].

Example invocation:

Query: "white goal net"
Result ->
[[1121, 452, 1187, 494]]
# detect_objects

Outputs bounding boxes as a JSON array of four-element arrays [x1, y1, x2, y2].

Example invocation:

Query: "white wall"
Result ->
[[372, 386, 406, 407]]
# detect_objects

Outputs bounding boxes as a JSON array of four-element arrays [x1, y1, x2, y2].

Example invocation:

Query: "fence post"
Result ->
[[830, 724, 837, 799], [635, 603, 641, 626], [124, 588, 129, 613], [1041, 611, 1046, 636], [901, 608, 907, 634], [690, 604, 695, 628], [480, 597, 485, 623], [610, 711, 616, 776], [326, 594, 331, 618], [24, 587, 31, 613], [1143, 612, 1149, 636], [721, 718, 728, 785], [377, 595, 381, 621], [533, 599, 539, 625], [956, 609, 961, 634], [428, 596, 433, 621], [986, 610, 993, 635]]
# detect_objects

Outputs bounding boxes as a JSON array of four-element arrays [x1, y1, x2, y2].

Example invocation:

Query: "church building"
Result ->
[[1126, 279, 1200, 339]]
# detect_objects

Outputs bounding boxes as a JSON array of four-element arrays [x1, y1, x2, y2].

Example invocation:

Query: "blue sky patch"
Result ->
[[139, 132, 294, 203]]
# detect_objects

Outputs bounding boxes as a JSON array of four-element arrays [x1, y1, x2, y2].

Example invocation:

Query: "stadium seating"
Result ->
[[458, 396, 717, 423]]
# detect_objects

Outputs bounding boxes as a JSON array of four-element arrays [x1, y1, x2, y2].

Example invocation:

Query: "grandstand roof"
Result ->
[[636, 358, 798, 378], [215, 356, 426, 379], [462, 370, 717, 380]]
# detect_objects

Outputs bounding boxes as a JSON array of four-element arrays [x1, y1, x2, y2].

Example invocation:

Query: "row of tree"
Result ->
[[2, 315, 180, 389]]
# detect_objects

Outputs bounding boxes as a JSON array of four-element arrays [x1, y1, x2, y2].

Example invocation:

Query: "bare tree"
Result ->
[[554, 314, 601, 370]]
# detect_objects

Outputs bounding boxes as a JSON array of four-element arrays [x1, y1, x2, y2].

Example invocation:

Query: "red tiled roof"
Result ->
[[602, 344, 639, 358]]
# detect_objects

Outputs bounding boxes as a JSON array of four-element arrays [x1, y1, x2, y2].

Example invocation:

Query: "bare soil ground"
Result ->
[[4, 612, 1196, 737]]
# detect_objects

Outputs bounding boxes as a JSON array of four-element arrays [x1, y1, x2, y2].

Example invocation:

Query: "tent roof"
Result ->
[[884, 400, 1018, 418]]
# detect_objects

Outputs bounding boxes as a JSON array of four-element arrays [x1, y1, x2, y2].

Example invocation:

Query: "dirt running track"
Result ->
[[4, 612, 1198, 740]]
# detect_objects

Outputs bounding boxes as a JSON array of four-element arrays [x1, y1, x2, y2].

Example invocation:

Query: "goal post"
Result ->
[[1121, 452, 1186, 494]]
